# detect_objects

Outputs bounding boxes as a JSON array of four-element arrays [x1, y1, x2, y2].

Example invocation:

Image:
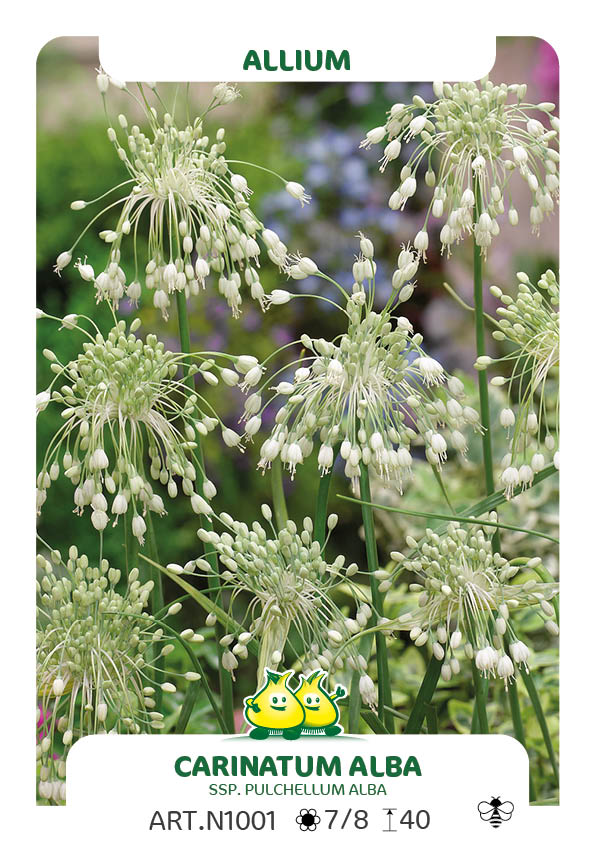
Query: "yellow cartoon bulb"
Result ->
[[243, 670, 304, 740], [294, 670, 346, 736]]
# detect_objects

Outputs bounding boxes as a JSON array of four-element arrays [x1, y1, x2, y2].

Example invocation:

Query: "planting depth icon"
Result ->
[[243, 669, 346, 739]]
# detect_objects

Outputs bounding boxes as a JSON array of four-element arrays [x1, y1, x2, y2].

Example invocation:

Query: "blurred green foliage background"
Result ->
[[37, 36, 559, 800]]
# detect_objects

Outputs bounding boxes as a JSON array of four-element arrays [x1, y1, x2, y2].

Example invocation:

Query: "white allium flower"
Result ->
[[36, 547, 178, 802], [212, 82, 241, 104], [477, 269, 559, 497], [247, 236, 482, 491], [362, 80, 559, 257], [95, 68, 110, 94], [497, 654, 515, 684], [61, 80, 308, 318], [37, 314, 248, 541], [36, 391, 51, 413], [285, 181, 311, 207], [53, 251, 72, 275], [359, 674, 377, 707], [361, 126, 386, 148], [509, 640, 530, 665], [387, 517, 558, 686], [184, 509, 374, 695]]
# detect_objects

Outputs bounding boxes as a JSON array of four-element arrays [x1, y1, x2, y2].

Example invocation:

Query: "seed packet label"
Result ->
[[68, 734, 528, 838]]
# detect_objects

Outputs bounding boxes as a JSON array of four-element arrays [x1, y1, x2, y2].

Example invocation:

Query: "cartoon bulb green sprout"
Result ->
[[243, 670, 346, 739]]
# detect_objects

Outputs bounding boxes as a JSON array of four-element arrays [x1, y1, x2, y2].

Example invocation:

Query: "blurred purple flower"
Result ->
[[272, 325, 293, 346], [348, 83, 374, 105], [533, 40, 559, 105], [241, 309, 262, 331], [307, 162, 332, 187]]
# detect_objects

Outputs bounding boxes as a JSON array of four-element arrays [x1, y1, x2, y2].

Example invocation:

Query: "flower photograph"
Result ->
[[36, 36, 559, 805]]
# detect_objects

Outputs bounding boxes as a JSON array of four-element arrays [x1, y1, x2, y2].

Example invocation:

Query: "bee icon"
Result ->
[[477, 796, 514, 828]]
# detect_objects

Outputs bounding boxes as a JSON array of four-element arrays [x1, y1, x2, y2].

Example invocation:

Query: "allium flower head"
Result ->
[[362, 80, 559, 257], [36, 547, 180, 802], [244, 234, 482, 491], [179, 505, 375, 701], [388, 516, 558, 686], [37, 314, 251, 541], [60, 78, 308, 318], [476, 269, 559, 497]]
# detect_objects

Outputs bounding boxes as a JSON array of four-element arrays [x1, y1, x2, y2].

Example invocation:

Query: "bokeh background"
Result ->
[[37, 37, 559, 799]]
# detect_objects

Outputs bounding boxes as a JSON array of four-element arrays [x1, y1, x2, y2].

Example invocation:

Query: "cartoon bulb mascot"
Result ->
[[294, 670, 346, 736], [244, 670, 305, 740]]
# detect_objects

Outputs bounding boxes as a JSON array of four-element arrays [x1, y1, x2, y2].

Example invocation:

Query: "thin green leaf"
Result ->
[[348, 634, 372, 734], [506, 672, 536, 802], [176, 680, 202, 735], [140, 554, 259, 658], [520, 668, 559, 788], [461, 465, 557, 516], [360, 464, 393, 731], [271, 458, 288, 529], [471, 663, 489, 734], [425, 704, 438, 734], [404, 657, 441, 734], [314, 449, 337, 547], [360, 709, 389, 734], [110, 610, 228, 734], [336, 493, 559, 544]]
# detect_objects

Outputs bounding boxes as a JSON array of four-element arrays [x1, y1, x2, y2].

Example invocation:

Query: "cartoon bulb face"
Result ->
[[295, 671, 341, 728], [244, 670, 304, 730]]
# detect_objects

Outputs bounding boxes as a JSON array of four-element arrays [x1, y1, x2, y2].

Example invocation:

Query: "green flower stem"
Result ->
[[443, 282, 500, 328], [471, 180, 499, 743], [431, 464, 456, 514], [404, 656, 441, 734], [271, 458, 288, 529], [175, 290, 234, 734], [520, 661, 559, 789], [257, 615, 291, 688], [348, 671, 362, 733], [146, 509, 165, 710], [360, 463, 393, 731], [385, 705, 426, 730], [311, 448, 365, 734], [471, 188, 547, 796], [507, 677, 536, 802], [314, 458, 336, 547], [146, 509, 165, 614], [401, 186, 502, 739], [471, 703, 478, 733], [501, 627, 535, 799], [473, 183, 498, 527], [348, 633, 372, 735], [312, 452, 362, 733], [123, 511, 138, 579], [471, 663, 490, 733]]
